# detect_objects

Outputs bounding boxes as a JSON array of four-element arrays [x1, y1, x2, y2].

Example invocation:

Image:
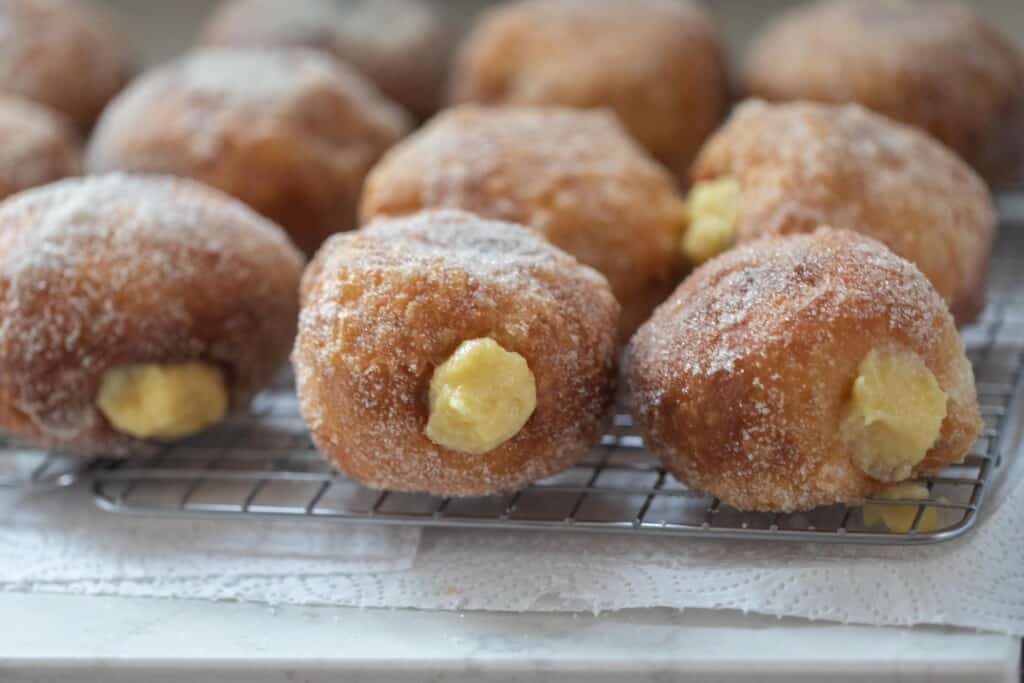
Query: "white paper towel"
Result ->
[[0, 485, 422, 586], [3, 446, 1023, 636]]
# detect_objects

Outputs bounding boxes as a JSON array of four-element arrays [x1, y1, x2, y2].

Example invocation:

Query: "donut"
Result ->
[[199, 0, 451, 120], [0, 174, 304, 455], [628, 228, 983, 513], [0, 0, 135, 130], [448, 0, 728, 181], [294, 209, 619, 496], [0, 96, 81, 201], [360, 106, 685, 337], [681, 100, 996, 325], [87, 48, 411, 254], [745, 0, 1024, 187]]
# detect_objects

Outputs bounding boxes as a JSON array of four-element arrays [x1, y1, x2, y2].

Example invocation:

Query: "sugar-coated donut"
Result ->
[[294, 209, 620, 496], [0, 0, 135, 130], [199, 0, 451, 119], [0, 174, 304, 455], [449, 0, 728, 181], [628, 228, 983, 513], [682, 100, 996, 325], [361, 106, 685, 337], [0, 96, 81, 201], [87, 48, 410, 254], [745, 0, 1024, 187]]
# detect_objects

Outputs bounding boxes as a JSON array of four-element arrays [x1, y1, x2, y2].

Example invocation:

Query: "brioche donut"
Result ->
[[294, 209, 619, 496], [0, 0, 135, 131], [682, 100, 996, 325], [745, 0, 1024, 187], [87, 48, 410, 254], [628, 228, 983, 513], [361, 106, 685, 337], [449, 0, 728, 181], [199, 0, 450, 119], [0, 96, 81, 201], [0, 174, 304, 455]]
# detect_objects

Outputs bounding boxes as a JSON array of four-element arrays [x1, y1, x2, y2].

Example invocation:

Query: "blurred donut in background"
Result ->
[[0, 0, 136, 131], [199, 0, 452, 120], [449, 0, 729, 182], [87, 48, 411, 254], [0, 96, 81, 201], [746, 0, 1024, 187]]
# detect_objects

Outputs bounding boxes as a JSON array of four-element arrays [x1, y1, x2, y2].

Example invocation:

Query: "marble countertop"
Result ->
[[1, 592, 1017, 682]]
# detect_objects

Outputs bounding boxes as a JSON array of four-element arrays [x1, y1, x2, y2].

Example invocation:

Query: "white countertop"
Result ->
[[1, 592, 1017, 682]]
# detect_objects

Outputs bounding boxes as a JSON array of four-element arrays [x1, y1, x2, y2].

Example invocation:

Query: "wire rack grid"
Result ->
[[81, 219, 1024, 546], [0, 450, 94, 491]]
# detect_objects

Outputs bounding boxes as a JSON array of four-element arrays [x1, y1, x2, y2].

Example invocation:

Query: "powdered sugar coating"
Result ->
[[361, 105, 685, 337], [294, 209, 620, 496], [0, 0, 135, 129], [0, 96, 80, 199], [745, 0, 1024, 186], [449, 0, 728, 180], [200, 0, 450, 118], [0, 174, 304, 455], [87, 48, 410, 254], [693, 99, 996, 324], [628, 228, 982, 512]]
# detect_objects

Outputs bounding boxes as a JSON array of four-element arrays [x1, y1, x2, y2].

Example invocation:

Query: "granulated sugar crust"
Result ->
[[87, 48, 410, 254], [0, 174, 304, 455], [628, 228, 982, 512], [694, 99, 996, 324], [294, 209, 620, 497], [448, 0, 728, 179], [361, 105, 685, 336]]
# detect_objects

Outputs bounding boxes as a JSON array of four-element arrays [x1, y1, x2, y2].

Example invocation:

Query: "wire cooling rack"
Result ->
[[83, 219, 1024, 545], [0, 448, 93, 491]]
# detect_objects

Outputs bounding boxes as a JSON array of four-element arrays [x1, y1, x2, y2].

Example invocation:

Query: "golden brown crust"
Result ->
[[87, 48, 410, 255], [0, 0, 135, 131], [448, 0, 728, 181], [199, 0, 451, 119], [692, 100, 996, 325], [628, 228, 983, 513], [0, 96, 81, 201], [294, 209, 620, 496], [745, 0, 1024, 187], [361, 105, 685, 337], [0, 174, 304, 455]]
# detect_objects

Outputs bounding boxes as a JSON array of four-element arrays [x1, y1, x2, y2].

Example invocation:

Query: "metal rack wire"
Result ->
[[80, 220, 1024, 545], [0, 446, 93, 491]]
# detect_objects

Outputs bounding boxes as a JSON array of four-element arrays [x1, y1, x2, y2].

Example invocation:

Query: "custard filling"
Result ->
[[425, 338, 537, 455], [97, 362, 228, 440], [862, 482, 940, 533], [680, 177, 742, 265], [840, 348, 947, 482]]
